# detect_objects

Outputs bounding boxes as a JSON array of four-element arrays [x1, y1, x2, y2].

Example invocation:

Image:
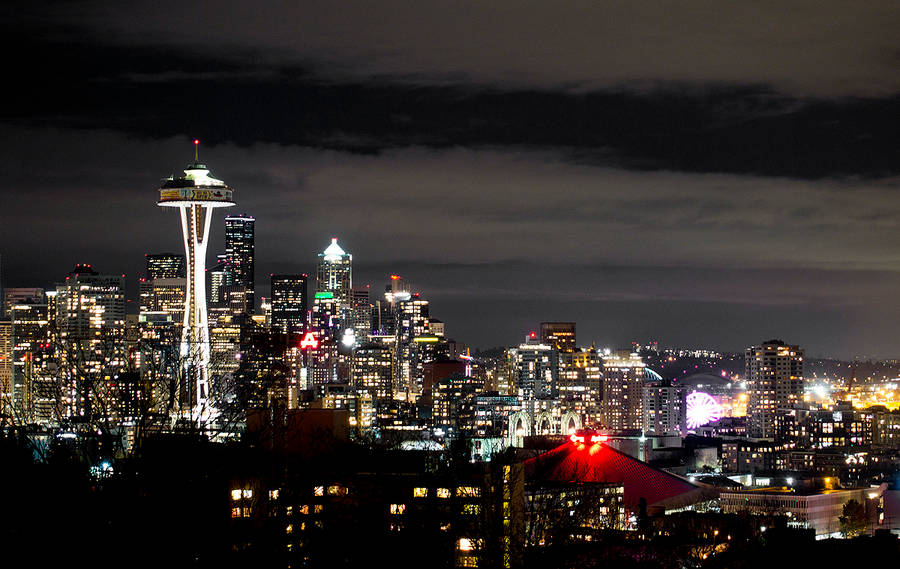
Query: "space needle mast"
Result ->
[[158, 140, 234, 424]]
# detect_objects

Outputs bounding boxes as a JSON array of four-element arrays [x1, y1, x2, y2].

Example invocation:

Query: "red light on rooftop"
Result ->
[[390, 274, 401, 280], [194, 139, 199, 145], [530, 331, 536, 339]]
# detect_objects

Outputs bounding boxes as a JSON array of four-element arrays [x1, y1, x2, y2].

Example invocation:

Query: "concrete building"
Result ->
[[745, 340, 803, 439]]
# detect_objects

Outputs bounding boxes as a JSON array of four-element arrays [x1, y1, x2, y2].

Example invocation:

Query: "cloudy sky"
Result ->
[[2, 1, 899, 358]]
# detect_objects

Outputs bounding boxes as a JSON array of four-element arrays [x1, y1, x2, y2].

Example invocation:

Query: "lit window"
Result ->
[[231, 507, 241, 518], [314, 486, 324, 496], [231, 489, 242, 501], [242, 507, 250, 518], [456, 486, 481, 497], [413, 487, 428, 498], [286, 524, 293, 534], [298, 505, 308, 515], [314, 505, 323, 514], [437, 488, 451, 498], [462, 504, 482, 515], [458, 538, 474, 551], [242, 489, 253, 499], [269, 489, 279, 500], [390, 504, 406, 514]]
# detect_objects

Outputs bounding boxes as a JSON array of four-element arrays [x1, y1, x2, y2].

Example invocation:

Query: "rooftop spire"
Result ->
[[322, 237, 349, 261], [194, 139, 200, 162]]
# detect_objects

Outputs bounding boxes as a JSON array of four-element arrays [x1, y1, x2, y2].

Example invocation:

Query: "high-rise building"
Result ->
[[271, 274, 308, 333], [642, 380, 685, 436], [208, 254, 228, 306], [224, 214, 255, 311], [351, 343, 393, 401], [316, 238, 352, 308], [0, 320, 12, 419], [599, 351, 645, 432], [52, 264, 127, 420], [8, 299, 51, 423], [346, 285, 373, 340], [158, 144, 235, 418], [145, 253, 185, 279], [540, 322, 576, 354], [396, 293, 430, 396], [558, 348, 602, 427], [508, 333, 558, 400], [745, 339, 804, 439], [3, 288, 44, 318]]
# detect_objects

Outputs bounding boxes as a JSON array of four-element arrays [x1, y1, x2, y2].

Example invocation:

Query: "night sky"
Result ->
[[2, 1, 899, 358]]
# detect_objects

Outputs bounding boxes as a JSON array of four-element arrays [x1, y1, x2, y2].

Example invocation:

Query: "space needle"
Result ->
[[158, 141, 234, 423]]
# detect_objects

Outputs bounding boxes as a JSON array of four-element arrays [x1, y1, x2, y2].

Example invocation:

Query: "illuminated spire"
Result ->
[[322, 237, 348, 261], [194, 139, 199, 162]]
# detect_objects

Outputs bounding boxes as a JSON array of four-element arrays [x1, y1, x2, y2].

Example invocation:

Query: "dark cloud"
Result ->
[[2, 2, 899, 359], [2, 8, 899, 180]]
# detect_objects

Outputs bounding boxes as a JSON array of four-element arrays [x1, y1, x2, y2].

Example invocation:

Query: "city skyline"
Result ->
[[2, 2, 900, 359]]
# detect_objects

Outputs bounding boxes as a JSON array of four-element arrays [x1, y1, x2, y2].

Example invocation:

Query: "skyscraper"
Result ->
[[271, 274, 308, 333], [145, 253, 185, 279], [0, 319, 12, 419], [540, 322, 576, 354], [224, 214, 255, 311], [53, 264, 126, 420], [158, 143, 234, 419], [642, 379, 685, 436], [508, 333, 558, 400], [599, 351, 645, 432], [316, 238, 352, 308], [745, 339, 804, 439]]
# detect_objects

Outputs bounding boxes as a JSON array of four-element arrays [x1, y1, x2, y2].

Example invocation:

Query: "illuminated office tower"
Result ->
[[508, 333, 558, 400], [9, 300, 51, 423], [271, 274, 308, 333], [208, 254, 228, 306], [158, 143, 234, 419], [345, 285, 373, 340], [558, 348, 602, 426], [316, 238, 352, 308], [540, 322, 576, 354], [745, 340, 804, 439], [3, 288, 44, 318], [642, 380, 685, 436], [224, 214, 255, 312], [145, 253, 185, 279], [0, 320, 12, 418], [599, 351, 645, 431], [53, 265, 126, 419], [351, 342, 393, 401], [396, 293, 430, 396]]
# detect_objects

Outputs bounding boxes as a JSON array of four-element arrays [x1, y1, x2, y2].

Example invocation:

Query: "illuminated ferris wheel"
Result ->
[[685, 391, 722, 430]]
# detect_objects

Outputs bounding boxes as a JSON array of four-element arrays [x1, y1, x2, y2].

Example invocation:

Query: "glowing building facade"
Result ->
[[158, 145, 234, 419], [316, 238, 352, 308], [224, 214, 255, 312], [599, 351, 645, 431], [745, 340, 804, 439], [270, 274, 308, 333]]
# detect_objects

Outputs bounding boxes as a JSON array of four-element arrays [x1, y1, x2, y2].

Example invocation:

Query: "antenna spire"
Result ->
[[193, 139, 200, 162]]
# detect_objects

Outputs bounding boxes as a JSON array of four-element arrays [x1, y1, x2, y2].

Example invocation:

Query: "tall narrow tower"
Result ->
[[158, 142, 234, 420]]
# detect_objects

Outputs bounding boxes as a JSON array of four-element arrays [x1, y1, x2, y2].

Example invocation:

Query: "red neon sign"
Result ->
[[300, 331, 319, 350], [569, 433, 608, 445]]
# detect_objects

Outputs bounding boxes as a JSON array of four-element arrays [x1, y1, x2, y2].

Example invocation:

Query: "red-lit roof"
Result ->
[[524, 439, 701, 511]]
